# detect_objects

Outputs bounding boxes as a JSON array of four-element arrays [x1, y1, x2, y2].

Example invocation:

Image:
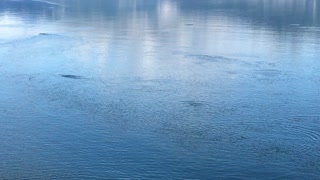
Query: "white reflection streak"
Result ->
[[313, 0, 317, 26], [157, 0, 178, 26], [0, 14, 22, 25]]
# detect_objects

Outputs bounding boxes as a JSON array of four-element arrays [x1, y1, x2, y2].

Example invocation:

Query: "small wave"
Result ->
[[0, 33, 72, 47], [279, 116, 320, 156], [289, 116, 320, 141]]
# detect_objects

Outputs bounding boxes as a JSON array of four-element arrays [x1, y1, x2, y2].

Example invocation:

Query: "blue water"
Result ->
[[1, 0, 320, 179]]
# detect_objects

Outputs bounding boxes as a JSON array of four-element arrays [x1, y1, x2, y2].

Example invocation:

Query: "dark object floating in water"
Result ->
[[185, 23, 194, 26], [61, 75, 84, 79], [39, 33, 51, 36]]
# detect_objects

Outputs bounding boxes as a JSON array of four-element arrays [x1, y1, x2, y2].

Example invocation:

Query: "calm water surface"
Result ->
[[1, 0, 320, 179]]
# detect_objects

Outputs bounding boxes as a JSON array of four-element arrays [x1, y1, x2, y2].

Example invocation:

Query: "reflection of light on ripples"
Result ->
[[241, 115, 320, 161], [285, 116, 320, 154]]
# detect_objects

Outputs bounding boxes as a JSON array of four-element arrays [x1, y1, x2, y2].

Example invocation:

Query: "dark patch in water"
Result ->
[[61, 75, 85, 79], [254, 69, 283, 77], [39, 33, 51, 36], [226, 71, 238, 75], [291, 115, 320, 122], [38, 33, 64, 37], [259, 145, 291, 157], [183, 100, 205, 107], [185, 23, 194, 26], [185, 54, 235, 63]]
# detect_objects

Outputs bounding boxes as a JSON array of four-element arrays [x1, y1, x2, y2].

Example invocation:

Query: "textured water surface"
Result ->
[[0, 0, 320, 179]]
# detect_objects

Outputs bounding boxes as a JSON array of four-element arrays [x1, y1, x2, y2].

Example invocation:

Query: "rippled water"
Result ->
[[1, 0, 320, 179]]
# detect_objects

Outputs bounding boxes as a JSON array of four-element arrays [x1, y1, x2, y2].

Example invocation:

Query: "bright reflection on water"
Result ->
[[1, 0, 320, 179]]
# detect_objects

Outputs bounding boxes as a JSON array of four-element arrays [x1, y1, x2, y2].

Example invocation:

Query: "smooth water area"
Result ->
[[0, 0, 320, 179]]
